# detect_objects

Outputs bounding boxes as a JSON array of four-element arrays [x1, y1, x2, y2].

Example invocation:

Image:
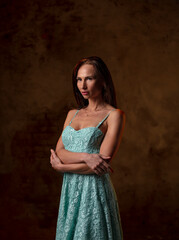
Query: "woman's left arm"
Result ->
[[99, 109, 126, 162]]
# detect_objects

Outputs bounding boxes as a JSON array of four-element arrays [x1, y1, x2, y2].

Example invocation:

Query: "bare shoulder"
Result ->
[[113, 108, 125, 117], [63, 108, 79, 127], [105, 104, 125, 117], [108, 108, 126, 127], [67, 108, 78, 118]]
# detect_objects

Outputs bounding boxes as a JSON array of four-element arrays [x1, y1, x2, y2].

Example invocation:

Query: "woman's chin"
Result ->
[[82, 95, 89, 99]]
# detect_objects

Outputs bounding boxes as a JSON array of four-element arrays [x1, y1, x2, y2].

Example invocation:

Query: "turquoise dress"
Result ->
[[55, 109, 123, 240]]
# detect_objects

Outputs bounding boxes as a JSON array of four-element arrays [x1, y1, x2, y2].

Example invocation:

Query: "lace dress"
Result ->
[[55, 109, 123, 240]]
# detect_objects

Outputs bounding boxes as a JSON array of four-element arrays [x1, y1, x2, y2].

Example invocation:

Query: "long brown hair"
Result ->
[[72, 56, 117, 108]]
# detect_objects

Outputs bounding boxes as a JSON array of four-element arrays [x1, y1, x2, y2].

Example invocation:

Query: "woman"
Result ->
[[50, 56, 126, 239]]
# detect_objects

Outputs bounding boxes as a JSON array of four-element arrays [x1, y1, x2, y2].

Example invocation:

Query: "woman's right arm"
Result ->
[[55, 109, 90, 164], [50, 149, 113, 175]]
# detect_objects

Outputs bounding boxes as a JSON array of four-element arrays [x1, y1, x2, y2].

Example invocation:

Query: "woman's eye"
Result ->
[[77, 78, 82, 81]]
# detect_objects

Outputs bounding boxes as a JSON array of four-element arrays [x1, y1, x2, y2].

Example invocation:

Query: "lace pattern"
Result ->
[[55, 110, 123, 239]]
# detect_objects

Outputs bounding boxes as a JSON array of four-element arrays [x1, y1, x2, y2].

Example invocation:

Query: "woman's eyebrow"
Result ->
[[85, 75, 94, 78], [76, 75, 96, 79]]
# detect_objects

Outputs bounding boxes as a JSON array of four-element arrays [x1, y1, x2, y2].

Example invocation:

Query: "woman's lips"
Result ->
[[81, 92, 89, 95]]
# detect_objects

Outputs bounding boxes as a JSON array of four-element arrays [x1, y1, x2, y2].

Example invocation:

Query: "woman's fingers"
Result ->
[[50, 150, 54, 162], [100, 160, 110, 170], [50, 151, 57, 166], [98, 163, 108, 172], [94, 163, 110, 175], [93, 161, 113, 176], [100, 158, 114, 172], [96, 160, 114, 174], [94, 168, 103, 176], [50, 155, 55, 167], [50, 149, 61, 163], [96, 167, 110, 176], [50, 149, 57, 158]]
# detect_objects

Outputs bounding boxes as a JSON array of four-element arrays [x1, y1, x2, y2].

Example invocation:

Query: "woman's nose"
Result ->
[[82, 80, 87, 89]]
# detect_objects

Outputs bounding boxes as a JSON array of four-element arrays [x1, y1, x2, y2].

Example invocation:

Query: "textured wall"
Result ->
[[0, 0, 178, 239]]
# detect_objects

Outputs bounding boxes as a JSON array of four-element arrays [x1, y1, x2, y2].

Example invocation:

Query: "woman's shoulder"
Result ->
[[109, 109, 125, 120], [107, 107, 126, 129], [67, 108, 79, 117], [63, 108, 79, 127], [105, 106, 126, 127], [115, 108, 125, 116], [106, 104, 125, 116]]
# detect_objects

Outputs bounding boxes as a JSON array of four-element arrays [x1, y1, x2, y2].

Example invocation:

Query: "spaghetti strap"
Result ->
[[96, 109, 116, 128], [69, 109, 80, 126]]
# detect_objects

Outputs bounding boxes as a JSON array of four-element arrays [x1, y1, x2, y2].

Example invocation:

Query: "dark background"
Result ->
[[0, 0, 178, 239]]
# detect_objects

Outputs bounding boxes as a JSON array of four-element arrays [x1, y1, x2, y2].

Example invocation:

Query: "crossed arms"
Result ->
[[50, 109, 125, 176]]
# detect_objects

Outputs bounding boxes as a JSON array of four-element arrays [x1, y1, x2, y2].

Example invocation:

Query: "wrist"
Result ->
[[81, 152, 90, 163], [59, 164, 66, 173]]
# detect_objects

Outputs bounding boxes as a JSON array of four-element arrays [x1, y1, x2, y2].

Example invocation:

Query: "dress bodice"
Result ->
[[62, 125, 104, 153], [62, 108, 116, 154]]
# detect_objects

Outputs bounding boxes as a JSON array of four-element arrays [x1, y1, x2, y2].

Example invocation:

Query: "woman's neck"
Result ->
[[85, 96, 107, 111]]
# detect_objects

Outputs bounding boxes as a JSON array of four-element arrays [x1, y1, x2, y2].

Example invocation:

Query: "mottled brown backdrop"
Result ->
[[0, 0, 178, 239]]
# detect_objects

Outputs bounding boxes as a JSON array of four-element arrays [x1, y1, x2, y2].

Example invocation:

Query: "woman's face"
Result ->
[[76, 64, 103, 99]]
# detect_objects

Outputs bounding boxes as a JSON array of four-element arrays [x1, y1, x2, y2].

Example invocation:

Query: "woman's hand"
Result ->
[[50, 150, 113, 176], [50, 149, 64, 172], [85, 153, 113, 175]]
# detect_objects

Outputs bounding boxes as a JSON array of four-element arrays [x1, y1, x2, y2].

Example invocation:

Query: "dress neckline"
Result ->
[[68, 108, 116, 132], [66, 125, 104, 135]]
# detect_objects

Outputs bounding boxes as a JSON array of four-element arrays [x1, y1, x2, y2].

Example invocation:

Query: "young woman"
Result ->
[[50, 56, 126, 239]]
